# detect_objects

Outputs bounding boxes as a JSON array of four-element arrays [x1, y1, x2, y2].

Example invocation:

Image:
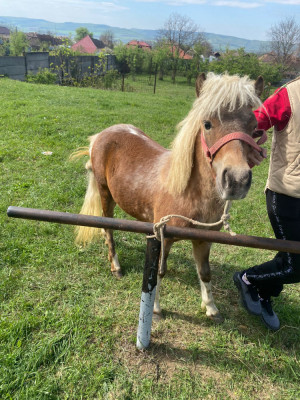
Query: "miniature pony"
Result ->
[[73, 72, 264, 322]]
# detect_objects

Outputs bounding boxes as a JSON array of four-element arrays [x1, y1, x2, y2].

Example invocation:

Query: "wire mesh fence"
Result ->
[[110, 72, 197, 95]]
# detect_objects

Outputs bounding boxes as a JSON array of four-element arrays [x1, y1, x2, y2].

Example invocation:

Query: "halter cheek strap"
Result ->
[[201, 129, 267, 168]]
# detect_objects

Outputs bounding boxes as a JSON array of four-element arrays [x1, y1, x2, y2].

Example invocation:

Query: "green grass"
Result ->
[[1, 78, 299, 400]]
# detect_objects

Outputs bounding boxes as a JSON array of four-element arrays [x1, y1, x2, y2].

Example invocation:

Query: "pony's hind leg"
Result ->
[[100, 188, 123, 279], [192, 241, 224, 323]]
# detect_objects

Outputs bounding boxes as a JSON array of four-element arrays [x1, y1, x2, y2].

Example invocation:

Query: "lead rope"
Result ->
[[147, 200, 236, 270]]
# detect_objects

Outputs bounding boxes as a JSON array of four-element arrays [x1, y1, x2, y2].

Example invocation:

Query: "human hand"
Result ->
[[248, 147, 267, 167]]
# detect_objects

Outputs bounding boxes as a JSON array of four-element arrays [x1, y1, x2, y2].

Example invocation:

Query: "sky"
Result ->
[[1, 0, 300, 41]]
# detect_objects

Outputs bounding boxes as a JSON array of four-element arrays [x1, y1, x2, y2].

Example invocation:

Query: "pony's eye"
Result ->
[[204, 121, 212, 130]]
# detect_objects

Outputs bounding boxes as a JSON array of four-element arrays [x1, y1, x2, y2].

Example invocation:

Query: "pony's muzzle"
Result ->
[[221, 167, 252, 200]]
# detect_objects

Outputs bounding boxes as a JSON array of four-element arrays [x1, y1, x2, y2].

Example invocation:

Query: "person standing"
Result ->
[[233, 76, 300, 331]]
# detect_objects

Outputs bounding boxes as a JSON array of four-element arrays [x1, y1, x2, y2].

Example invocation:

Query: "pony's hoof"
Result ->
[[153, 312, 164, 322], [208, 313, 225, 324], [111, 270, 123, 279]]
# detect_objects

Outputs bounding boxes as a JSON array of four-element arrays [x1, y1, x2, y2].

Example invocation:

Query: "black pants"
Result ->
[[246, 189, 300, 299]]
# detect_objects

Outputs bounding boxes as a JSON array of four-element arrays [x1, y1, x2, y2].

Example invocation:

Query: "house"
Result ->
[[26, 33, 63, 51], [127, 40, 152, 51], [71, 35, 105, 54], [170, 45, 193, 60], [259, 51, 300, 80], [0, 26, 10, 40], [179, 49, 193, 60], [208, 52, 221, 62]]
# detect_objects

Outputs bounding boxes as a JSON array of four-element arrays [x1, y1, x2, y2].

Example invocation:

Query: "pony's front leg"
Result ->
[[153, 239, 174, 321], [192, 241, 224, 323]]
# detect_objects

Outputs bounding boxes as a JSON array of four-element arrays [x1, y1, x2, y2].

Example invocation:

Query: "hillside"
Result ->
[[0, 15, 269, 53]]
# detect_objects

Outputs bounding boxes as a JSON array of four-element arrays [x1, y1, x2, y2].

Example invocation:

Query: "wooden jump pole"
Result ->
[[7, 206, 300, 254], [7, 206, 300, 349]]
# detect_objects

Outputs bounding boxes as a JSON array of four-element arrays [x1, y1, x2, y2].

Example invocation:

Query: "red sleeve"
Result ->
[[254, 87, 291, 131]]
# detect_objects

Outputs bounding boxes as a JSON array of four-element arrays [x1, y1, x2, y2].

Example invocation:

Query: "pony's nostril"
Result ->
[[242, 170, 252, 186], [222, 168, 229, 187]]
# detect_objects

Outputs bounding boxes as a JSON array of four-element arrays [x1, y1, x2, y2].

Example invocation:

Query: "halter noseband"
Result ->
[[201, 129, 267, 168]]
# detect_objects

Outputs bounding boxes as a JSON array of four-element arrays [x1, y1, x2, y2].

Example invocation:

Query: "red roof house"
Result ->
[[170, 45, 193, 60], [127, 40, 152, 51], [72, 35, 105, 54]]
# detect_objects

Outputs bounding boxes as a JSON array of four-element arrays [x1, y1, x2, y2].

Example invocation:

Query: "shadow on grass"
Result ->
[[118, 325, 299, 390], [92, 230, 300, 350]]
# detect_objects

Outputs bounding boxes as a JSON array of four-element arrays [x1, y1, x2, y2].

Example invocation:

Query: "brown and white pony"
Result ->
[[72, 72, 264, 322]]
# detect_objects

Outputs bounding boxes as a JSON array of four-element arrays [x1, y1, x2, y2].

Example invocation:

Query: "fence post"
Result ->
[[153, 65, 158, 94], [91, 56, 95, 74], [121, 74, 125, 92], [136, 237, 161, 350], [24, 53, 28, 79]]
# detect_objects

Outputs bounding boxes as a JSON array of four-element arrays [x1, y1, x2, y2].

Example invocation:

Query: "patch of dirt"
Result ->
[[113, 312, 286, 400], [114, 311, 217, 383]]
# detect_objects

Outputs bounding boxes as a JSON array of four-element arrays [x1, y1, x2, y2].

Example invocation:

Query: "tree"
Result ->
[[208, 48, 282, 89], [100, 30, 115, 49], [0, 40, 10, 56], [114, 43, 146, 75], [187, 38, 212, 81], [157, 13, 202, 82], [193, 38, 212, 58], [268, 16, 300, 73], [75, 27, 93, 42], [152, 40, 172, 80], [9, 30, 28, 56]]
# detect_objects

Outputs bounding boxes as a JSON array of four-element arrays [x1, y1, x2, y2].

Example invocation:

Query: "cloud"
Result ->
[[135, 0, 262, 7], [134, 0, 207, 4], [212, 1, 262, 7], [135, 0, 300, 6], [49, 0, 128, 12], [0, 0, 129, 24], [78, 0, 128, 11], [265, 0, 300, 4], [0, 0, 128, 13]]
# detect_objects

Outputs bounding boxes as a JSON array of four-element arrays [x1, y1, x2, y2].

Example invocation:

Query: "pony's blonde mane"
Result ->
[[166, 72, 262, 195]]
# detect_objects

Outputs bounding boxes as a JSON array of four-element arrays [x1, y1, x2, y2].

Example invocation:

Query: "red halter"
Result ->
[[201, 129, 267, 168]]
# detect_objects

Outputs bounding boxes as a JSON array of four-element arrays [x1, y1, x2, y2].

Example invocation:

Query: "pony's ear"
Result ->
[[196, 73, 206, 97], [255, 76, 264, 98]]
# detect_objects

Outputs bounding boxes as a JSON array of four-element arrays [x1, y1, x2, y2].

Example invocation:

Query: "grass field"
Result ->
[[0, 78, 299, 400]]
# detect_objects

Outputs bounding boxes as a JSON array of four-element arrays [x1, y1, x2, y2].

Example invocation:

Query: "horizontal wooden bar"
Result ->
[[7, 206, 300, 254]]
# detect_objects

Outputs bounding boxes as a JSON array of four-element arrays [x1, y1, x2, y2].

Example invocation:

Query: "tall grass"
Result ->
[[0, 78, 299, 400]]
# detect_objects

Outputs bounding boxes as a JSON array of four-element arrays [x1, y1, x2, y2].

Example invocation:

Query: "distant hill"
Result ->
[[0, 15, 269, 53]]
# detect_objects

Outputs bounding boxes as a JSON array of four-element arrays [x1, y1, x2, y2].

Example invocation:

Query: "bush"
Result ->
[[26, 68, 57, 85], [208, 48, 283, 86], [101, 70, 120, 89]]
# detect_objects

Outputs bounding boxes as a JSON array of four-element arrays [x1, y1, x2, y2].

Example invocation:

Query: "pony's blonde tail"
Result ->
[[70, 137, 102, 246]]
